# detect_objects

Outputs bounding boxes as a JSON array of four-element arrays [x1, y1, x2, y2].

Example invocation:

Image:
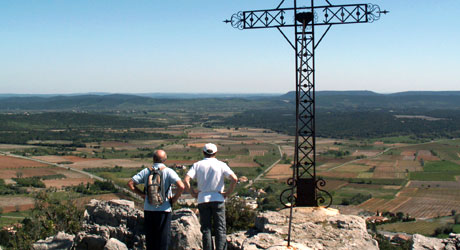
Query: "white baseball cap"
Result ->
[[203, 143, 218, 154]]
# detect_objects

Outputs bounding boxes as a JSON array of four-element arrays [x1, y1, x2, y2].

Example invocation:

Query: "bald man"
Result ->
[[128, 150, 184, 250]]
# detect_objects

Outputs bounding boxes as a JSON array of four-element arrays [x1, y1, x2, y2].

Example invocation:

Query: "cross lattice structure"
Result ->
[[226, 0, 387, 245]]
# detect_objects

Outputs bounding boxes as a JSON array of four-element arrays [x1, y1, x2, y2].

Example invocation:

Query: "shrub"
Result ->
[[4, 192, 84, 249], [226, 196, 257, 233]]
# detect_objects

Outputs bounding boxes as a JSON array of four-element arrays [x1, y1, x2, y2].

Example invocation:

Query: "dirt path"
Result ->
[[244, 144, 282, 188]]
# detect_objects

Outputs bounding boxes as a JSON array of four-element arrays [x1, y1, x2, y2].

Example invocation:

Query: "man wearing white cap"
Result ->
[[184, 143, 238, 250]]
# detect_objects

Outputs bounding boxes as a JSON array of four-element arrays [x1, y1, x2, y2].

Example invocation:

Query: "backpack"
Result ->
[[146, 166, 168, 207]]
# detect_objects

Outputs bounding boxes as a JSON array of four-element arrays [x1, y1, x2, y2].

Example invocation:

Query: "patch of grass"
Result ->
[[424, 160, 460, 172], [377, 220, 444, 236], [322, 177, 406, 186], [357, 172, 374, 178], [453, 224, 460, 233], [47, 190, 84, 200], [373, 136, 428, 144], [409, 172, 457, 181], [233, 167, 261, 180], [0, 210, 32, 227]]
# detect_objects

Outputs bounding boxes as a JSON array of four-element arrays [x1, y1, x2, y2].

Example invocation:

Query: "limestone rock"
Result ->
[[229, 207, 378, 250], [32, 231, 75, 250], [104, 238, 128, 250], [74, 233, 106, 250], [76, 199, 145, 249], [75, 199, 201, 250], [170, 209, 203, 250], [412, 234, 460, 250]]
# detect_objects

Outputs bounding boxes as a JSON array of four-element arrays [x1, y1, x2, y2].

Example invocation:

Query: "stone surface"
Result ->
[[104, 238, 129, 250], [75, 199, 201, 250], [35, 199, 460, 250], [109, 200, 135, 209], [32, 231, 75, 250], [170, 209, 203, 250], [228, 207, 378, 250], [74, 233, 106, 250], [78, 199, 145, 249], [412, 233, 460, 250]]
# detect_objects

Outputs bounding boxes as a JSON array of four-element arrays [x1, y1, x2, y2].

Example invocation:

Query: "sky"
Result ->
[[0, 0, 459, 94]]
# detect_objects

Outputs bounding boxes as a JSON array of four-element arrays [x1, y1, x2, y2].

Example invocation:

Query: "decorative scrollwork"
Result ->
[[230, 11, 244, 30], [286, 177, 296, 186], [367, 4, 382, 22], [315, 178, 333, 207], [280, 188, 296, 207], [279, 177, 297, 207]]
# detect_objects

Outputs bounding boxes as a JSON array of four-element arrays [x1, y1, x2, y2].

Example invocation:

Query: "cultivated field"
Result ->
[[0, 155, 49, 168], [1, 126, 459, 222]]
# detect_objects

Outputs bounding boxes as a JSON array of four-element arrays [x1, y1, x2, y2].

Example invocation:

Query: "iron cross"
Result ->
[[225, 1, 387, 208]]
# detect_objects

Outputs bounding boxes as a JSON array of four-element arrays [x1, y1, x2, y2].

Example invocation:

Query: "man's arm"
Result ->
[[169, 180, 185, 205], [184, 175, 198, 198], [220, 173, 238, 198], [127, 179, 145, 199]]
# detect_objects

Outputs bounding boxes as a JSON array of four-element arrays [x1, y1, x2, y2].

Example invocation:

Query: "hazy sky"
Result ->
[[1, 0, 459, 94]]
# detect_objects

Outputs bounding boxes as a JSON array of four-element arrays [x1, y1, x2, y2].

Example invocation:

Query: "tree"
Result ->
[[225, 196, 256, 233]]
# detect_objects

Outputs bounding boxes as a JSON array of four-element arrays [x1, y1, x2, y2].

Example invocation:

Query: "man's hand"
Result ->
[[127, 179, 145, 200], [184, 175, 198, 199], [221, 173, 238, 199]]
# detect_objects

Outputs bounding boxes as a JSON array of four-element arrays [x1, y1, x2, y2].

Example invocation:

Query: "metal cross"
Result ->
[[226, 0, 387, 245]]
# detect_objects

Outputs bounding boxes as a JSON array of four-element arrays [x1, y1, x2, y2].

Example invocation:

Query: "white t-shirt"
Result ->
[[186, 157, 235, 204]]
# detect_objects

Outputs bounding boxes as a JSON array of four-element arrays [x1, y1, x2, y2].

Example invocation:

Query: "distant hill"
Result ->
[[0, 94, 290, 112], [1, 91, 460, 112], [278, 91, 460, 110]]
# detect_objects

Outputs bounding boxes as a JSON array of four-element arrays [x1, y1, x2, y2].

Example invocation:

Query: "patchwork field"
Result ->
[[0, 196, 35, 213], [70, 159, 150, 170], [0, 155, 49, 168], [1, 127, 460, 222], [266, 164, 292, 180]]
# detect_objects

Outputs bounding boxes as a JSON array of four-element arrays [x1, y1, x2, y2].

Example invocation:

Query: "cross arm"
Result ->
[[225, 4, 386, 30]]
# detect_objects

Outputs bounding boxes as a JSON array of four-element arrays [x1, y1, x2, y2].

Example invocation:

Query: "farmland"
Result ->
[[1, 127, 460, 222], [1, 92, 460, 237]]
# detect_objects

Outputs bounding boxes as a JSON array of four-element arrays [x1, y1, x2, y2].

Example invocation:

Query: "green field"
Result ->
[[378, 220, 444, 236], [0, 210, 31, 227], [424, 160, 460, 172], [409, 160, 460, 181], [409, 172, 457, 181]]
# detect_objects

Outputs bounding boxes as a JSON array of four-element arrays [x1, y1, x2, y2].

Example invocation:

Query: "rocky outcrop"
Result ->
[[104, 238, 129, 250], [228, 207, 379, 250], [32, 232, 75, 250], [34, 199, 460, 250], [74, 199, 144, 249], [171, 209, 202, 250], [74, 199, 202, 250], [412, 233, 460, 250], [32, 199, 202, 250]]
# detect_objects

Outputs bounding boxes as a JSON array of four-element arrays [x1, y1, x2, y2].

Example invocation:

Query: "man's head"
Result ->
[[203, 143, 217, 158], [153, 150, 167, 163]]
